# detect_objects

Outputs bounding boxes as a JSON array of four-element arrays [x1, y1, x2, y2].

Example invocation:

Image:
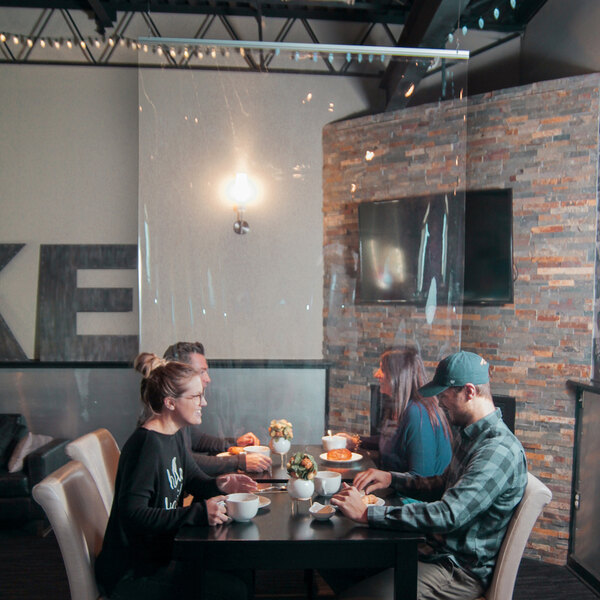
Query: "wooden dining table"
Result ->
[[175, 488, 423, 600]]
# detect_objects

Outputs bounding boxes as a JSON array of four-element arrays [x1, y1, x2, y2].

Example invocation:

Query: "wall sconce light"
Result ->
[[227, 172, 256, 235]]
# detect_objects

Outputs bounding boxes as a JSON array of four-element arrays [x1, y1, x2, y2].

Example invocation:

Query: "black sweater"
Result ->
[[95, 428, 220, 594]]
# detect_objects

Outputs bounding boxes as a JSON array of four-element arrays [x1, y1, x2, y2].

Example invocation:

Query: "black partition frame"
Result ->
[[565, 380, 600, 596]]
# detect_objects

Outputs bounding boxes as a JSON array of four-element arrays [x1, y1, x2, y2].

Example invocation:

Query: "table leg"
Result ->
[[395, 540, 418, 600]]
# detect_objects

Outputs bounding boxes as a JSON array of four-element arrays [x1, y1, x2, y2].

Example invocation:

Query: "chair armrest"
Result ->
[[24, 438, 70, 489]]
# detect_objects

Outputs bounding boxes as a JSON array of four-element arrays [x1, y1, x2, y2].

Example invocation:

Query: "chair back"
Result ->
[[66, 429, 120, 514], [484, 472, 552, 600], [32, 460, 108, 600]]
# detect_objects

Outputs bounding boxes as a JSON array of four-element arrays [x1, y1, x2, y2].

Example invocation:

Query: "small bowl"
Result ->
[[245, 445, 271, 457], [309, 502, 336, 521]]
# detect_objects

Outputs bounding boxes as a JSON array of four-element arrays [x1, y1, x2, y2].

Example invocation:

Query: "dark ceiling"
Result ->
[[0, 0, 548, 109]]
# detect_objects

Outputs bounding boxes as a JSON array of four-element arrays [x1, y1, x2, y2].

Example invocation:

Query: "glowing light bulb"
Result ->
[[510, 0, 516, 8], [27, 38, 33, 47], [448, 32, 454, 43], [197, 50, 203, 59], [108, 37, 115, 46], [13, 35, 19, 45], [478, 17, 484, 28], [405, 83, 415, 97], [0, 34, 6, 43], [346, 52, 351, 62], [54, 40, 60, 49], [157, 46, 163, 56], [227, 172, 256, 208], [328, 52, 333, 62], [80, 40, 86, 49], [210, 47, 217, 58], [169, 47, 176, 58], [462, 25, 468, 35], [40, 38, 46, 48], [494, 8, 500, 19], [66, 39, 72, 49]]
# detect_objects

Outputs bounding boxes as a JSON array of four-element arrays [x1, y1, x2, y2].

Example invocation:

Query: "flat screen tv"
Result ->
[[358, 189, 513, 305]]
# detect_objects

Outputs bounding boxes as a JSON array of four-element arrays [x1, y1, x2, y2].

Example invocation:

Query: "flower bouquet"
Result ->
[[286, 451, 317, 500], [268, 418, 293, 441]]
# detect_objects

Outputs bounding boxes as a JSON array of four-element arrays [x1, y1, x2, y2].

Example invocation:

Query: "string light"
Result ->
[[54, 39, 60, 49], [0, 33, 6, 43], [26, 38, 33, 47], [108, 36, 115, 46], [66, 39, 72, 49], [12, 35, 19, 44], [39, 38, 46, 48], [510, 0, 516, 8], [494, 8, 500, 19], [80, 40, 86, 49], [478, 17, 484, 28]]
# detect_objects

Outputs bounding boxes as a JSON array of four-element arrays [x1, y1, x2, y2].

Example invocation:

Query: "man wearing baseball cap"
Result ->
[[332, 351, 527, 600]]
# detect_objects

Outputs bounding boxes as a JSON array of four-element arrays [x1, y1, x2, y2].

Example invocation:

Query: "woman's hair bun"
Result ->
[[134, 352, 167, 377]]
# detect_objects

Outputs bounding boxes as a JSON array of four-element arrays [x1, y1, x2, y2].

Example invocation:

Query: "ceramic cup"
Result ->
[[314, 470, 342, 496], [244, 445, 271, 457], [225, 493, 259, 522], [322, 435, 347, 452]]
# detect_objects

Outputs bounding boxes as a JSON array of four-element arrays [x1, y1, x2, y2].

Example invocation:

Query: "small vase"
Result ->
[[287, 477, 314, 500], [272, 437, 291, 454]]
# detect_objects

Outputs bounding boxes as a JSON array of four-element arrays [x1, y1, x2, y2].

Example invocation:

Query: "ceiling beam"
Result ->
[[381, 0, 470, 111]]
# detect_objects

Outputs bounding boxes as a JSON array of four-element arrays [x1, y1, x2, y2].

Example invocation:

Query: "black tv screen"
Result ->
[[358, 189, 513, 305]]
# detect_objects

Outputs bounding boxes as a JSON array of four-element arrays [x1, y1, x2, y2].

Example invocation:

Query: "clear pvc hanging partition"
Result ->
[[138, 41, 468, 442]]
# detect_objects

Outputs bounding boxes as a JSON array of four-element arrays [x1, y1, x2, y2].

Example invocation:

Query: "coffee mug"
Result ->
[[314, 470, 342, 496], [225, 493, 259, 522], [322, 435, 346, 452]]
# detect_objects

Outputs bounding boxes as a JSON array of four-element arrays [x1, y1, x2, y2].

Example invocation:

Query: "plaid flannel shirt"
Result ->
[[368, 409, 527, 587]]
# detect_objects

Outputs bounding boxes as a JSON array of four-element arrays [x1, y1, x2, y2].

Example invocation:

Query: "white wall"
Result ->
[[138, 68, 379, 359], [0, 65, 139, 358]]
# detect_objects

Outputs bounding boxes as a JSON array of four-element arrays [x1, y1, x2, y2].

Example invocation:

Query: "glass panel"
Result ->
[[137, 47, 468, 447]]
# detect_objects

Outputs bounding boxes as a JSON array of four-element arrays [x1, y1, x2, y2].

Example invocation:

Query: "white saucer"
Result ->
[[320, 452, 363, 464], [216, 451, 245, 457], [258, 495, 271, 509]]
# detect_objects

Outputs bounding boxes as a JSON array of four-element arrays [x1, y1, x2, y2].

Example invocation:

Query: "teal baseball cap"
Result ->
[[419, 351, 490, 397]]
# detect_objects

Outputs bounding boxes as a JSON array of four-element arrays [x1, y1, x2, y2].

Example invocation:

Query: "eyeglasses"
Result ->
[[179, 393, 205, 403]]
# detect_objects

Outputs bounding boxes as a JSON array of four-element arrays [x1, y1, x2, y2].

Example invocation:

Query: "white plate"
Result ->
[[258, 496, 271, 509], [364, 497, 385, 507], [319, 452, 363, 464], [216, 451, 245, 457]]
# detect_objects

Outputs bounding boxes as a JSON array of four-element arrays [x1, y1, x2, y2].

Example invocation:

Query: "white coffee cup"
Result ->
[[244, 445, 271, 457], [322, 435, 347, 452], [314, 470, 342, 496], [225, 493, 259, 522]]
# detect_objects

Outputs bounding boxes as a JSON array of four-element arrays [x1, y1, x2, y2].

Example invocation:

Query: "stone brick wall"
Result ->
[[322, 74, 600, 564]]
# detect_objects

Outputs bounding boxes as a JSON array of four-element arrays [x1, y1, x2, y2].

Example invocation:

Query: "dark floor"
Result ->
[[1, 525, 598, 600]]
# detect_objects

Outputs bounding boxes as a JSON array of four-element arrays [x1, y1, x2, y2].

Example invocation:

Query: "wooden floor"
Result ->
[[1, 525, 598, 600]]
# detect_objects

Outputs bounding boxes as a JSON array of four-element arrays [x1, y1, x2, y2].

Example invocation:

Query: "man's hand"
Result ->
[[330, 483, 368, 523], [244, 453, 272, 473], [216, 473, 257, 494], [237, 432, 260, 447], [206, 496, 230, 526], [353, 468, 392, 493]]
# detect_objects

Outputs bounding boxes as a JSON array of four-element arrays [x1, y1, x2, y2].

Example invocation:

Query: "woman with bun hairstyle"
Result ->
[[340, 346, 452, 476], [95, 352, 255, 600]]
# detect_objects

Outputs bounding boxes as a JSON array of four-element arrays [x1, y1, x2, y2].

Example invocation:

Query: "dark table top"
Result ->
[[174, 489, 421, 560], [248, 444, 378, 483]]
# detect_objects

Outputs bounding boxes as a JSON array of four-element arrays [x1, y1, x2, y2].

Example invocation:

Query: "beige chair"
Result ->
[[339, 472, 552, 600], [32, 460, 108, 600], [65, 428, 120, 514]]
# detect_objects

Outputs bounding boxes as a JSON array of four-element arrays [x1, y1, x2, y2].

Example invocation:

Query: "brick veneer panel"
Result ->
[[322, 74, 600, 564]]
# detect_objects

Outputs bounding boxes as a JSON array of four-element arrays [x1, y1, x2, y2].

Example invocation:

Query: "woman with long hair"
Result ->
[[95, 352, 255, 600], [342, 346, 451, 476]]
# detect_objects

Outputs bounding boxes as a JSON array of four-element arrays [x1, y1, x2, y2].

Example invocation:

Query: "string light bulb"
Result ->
[[494, 8, 500, 19], [26, 38, 33, 47], [0, 33, 6, 43], [54, 39, 60, 49], [40, 38, 46, 48], [510, 0, 516, 8], [80, 40, 86, 49], [108, 36, 115, 46], [478, 17, 484, 29], [13, 35, 19, 44]]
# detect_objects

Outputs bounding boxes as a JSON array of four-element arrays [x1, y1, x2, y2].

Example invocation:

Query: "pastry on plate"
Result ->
[[326, 448, 353, 461]]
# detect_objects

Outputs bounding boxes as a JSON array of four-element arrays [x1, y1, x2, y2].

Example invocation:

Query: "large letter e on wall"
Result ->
[[36, 245, 138, 362]]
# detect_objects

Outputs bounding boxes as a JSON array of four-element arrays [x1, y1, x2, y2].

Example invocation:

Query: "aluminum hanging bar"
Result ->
[[138, 37, 470, 59]]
